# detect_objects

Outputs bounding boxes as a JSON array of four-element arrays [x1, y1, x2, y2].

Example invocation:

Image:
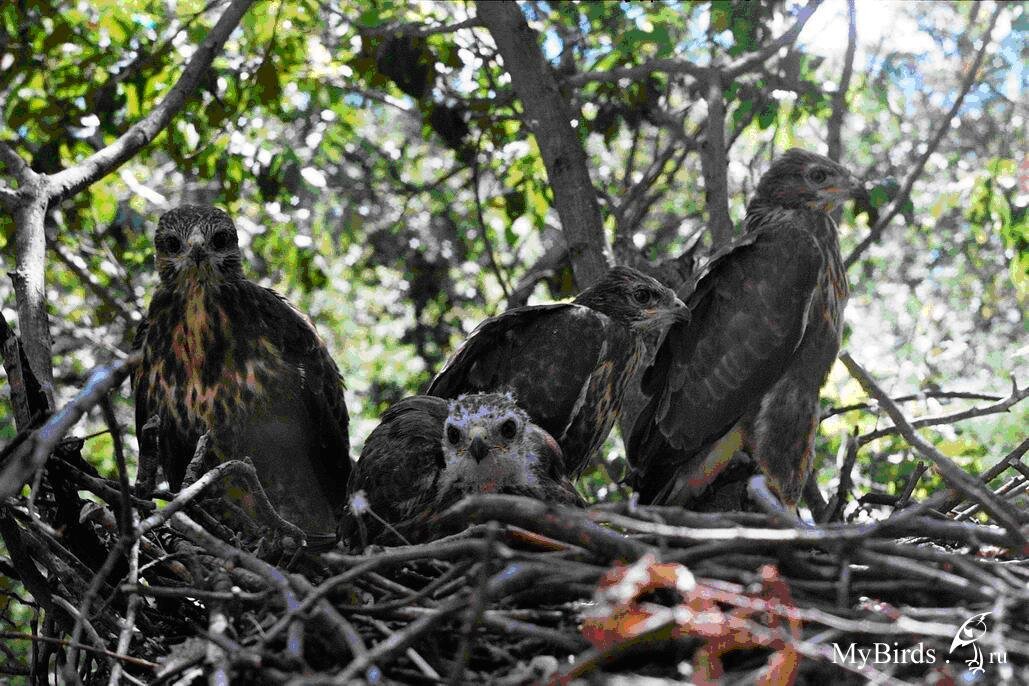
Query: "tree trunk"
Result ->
[[10, 186, 55, 407], [826, 0, 856, 163], [477, 1, 609, 288], [0, 0, 256, 402], [700, 70, 732, 250]]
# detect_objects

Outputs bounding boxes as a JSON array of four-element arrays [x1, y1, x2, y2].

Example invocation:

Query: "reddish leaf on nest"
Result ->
[[581, 553, 696, 650], [580, 558, 803, 685]]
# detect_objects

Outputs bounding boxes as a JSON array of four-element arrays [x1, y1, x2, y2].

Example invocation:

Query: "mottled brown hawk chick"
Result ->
[[628, 149, 856, 509], [345, 392, 581, 544], [133, 205, 351, 548], [427, 266, 688, 478]]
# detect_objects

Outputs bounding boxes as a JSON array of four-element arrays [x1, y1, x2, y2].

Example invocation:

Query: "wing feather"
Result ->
[[347, 396, 448, 524], [249, 285, 352, 499], [427, 304, 609, 444], [628, 215, 825, 499]]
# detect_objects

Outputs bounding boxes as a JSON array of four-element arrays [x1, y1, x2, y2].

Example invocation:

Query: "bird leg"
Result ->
[[230, 456, 307, 557], [180, 436, 307, 555], [134, 414, 161, 497]]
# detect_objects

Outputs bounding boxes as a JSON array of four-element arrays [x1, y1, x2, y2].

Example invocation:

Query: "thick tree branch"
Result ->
[[844, 5, 1001, 269], [9, 190, 55, 404], [47, 0, 255, 199], [0, 312, 45, 431], [477, 0, 609, 288], [701, 70, 732, 248], [826, 0, 856, 164], [0, 139, 33, 182], [0, 0, 253, 402], [0, 184, 17, 209], [0, 353, 139, 501], [839, 352, 1027, 547]]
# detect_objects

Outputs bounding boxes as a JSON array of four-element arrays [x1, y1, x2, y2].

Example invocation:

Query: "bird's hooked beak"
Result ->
[[670, 297, 689, 321], [186, 232, 207, 266], [638, 296, 690, 331], [469, 436, 489, 463], [467, 425, 489, 464], [813, 171, 861, 213], [842, 170, 863, 198]]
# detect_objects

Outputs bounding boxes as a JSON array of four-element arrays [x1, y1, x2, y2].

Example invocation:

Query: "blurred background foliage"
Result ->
[[0, 0, 1025, 514]]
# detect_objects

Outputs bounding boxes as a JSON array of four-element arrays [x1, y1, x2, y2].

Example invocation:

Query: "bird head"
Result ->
[[573, 265, 689, 333], [438, 392, 539, 496], [754, 148, 859, 214], [154, 205, 243, 286]]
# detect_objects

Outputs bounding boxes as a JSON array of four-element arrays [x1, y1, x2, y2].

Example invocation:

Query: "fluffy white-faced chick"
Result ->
[[438, 392, 550, 498]]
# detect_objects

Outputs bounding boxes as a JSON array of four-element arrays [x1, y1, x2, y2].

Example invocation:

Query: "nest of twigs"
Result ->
[[2, 449, 1027, 685], [1, 340, 1027, 684]]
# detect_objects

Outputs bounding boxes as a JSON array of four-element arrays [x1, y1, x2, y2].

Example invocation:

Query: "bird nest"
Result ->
[[2, 455, 1027, 685], [1, 344, 1026, 684]]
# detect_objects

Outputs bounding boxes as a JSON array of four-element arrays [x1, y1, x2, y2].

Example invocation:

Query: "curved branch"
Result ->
[[858, 380, 1027, 445], [839, 352, 1027, 547], [0, 139, 34, 182], [563, 1, 821, 88], [722, 0, 822, 79], [0, 353, 139, 501], [844, 5, 1002, 269], [476, 0, 610, 288], [47, 0, 256, 200]]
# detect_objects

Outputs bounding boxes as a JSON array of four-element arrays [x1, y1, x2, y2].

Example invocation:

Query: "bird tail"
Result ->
[[637, 427, 750, 507]]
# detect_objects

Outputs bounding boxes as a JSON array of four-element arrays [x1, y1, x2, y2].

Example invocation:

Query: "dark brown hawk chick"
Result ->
[[133, 205, 351, 548], [628, 149, 856, 509], [426, 266, 688, 478], [345, 392, 582, 543]]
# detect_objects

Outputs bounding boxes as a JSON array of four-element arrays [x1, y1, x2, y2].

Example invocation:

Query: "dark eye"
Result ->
[[157, 235, 182, 254], [210, 230, 232, 251], [810, 168, 829, 184], [633, 288, 652, 305], [499, 419, 517, 439], [446, 426, 461, 445]]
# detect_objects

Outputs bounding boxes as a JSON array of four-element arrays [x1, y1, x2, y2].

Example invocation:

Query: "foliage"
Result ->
[[0, 0, 1023, 505], [0, 1, 1025, 680]]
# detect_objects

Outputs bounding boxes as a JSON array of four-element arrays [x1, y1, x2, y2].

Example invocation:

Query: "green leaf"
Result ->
[[710, 2, 731, 32], [869, 186, 890, 209], [757, 102, 778, 129], [503, 189, 526, 221], [254, 58, 282, 104]]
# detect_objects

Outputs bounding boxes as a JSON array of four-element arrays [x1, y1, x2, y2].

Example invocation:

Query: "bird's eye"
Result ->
[[499, 419, 517, 439], [157, 235, 182, 254], [633, 288, 652, 305], [446, 426, 461, 445], [210, 230, 232, 251], [809, 168, 830, 184]]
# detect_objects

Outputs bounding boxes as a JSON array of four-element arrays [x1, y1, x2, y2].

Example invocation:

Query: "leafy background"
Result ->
[[0, 1, 1024, 517]]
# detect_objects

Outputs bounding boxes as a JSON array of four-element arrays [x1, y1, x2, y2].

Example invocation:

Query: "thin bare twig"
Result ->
[[840, 352, 1027, 547], [858, 379, 1026, 445], [844, 5, 1003, 268], [0, 632, 157, 670]]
